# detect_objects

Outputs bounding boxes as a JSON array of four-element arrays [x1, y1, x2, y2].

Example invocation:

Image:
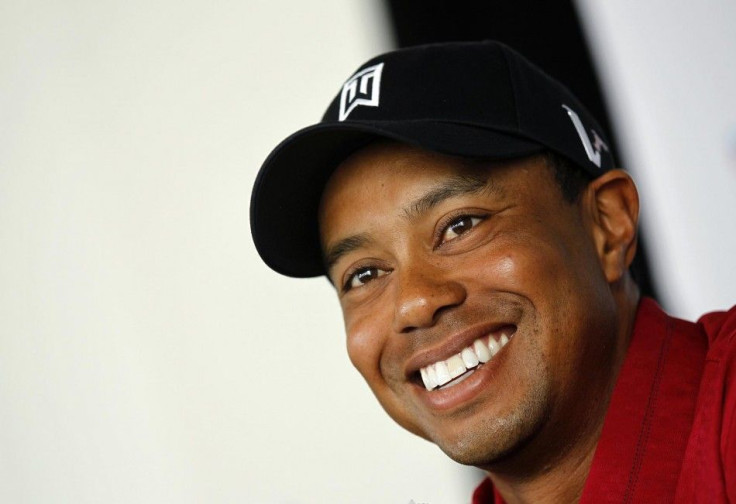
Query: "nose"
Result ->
[[393, 263, 466, 333]]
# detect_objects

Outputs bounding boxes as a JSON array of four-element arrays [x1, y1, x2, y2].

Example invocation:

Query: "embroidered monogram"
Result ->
[[562, 104, 609, 168], [339, 63, 384, 121]]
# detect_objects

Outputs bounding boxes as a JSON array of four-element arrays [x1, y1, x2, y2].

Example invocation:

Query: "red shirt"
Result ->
[[473, 298, 736, 503]]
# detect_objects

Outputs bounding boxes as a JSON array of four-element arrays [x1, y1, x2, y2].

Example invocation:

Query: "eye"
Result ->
[[440, 215, 483, 244], [343, 266, 390, 292]]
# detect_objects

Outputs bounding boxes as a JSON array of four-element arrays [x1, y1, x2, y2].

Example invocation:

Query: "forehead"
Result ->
[[317, 142, 558, 252], [320, 141, 494, 213]]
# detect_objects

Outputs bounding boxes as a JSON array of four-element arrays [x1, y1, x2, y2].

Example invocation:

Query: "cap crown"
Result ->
[[250, 41, 614, 278]]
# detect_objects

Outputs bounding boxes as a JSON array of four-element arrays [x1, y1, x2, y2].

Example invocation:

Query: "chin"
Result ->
[[430, 385, 551, 468]]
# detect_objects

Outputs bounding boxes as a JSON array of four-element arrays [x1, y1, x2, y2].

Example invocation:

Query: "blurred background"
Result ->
[[1, 1, 734, 502]]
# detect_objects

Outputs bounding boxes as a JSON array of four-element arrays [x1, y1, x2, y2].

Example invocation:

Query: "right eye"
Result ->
[[344, 266, 389, 292], [439, 215, 483, 244]]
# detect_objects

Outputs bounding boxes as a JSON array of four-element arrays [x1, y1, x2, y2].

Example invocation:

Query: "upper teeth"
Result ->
[[419, 328, 514, 391]]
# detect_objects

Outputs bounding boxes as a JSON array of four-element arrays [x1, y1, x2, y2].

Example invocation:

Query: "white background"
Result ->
[[578, 0, 736, 319], [1, 1, 734, 503]]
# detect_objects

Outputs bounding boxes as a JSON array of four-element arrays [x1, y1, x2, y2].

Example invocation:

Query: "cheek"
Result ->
[[483, 231, 581, 295], [344, 310, 387, 383], [343, 307, 426, 436], [462, 246, 539, 293]]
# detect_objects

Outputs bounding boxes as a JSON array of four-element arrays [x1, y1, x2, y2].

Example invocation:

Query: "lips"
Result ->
[[418, 326, 516, 391]]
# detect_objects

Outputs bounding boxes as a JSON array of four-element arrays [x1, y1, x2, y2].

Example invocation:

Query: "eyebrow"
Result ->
[[323, 170, 497, 272], [402, 173, 494, 220], [324, 233, 372, 272]]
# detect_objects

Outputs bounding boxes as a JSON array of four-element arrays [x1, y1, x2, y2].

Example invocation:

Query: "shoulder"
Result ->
[[697, 304, 736, 500], [698, 304, 736, 355]]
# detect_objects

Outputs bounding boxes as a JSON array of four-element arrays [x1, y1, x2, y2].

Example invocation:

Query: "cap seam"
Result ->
[[499, 45, 522, 132]]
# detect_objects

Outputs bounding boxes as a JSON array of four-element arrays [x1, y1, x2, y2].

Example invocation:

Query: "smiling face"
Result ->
[[318, 141, 631, 470]]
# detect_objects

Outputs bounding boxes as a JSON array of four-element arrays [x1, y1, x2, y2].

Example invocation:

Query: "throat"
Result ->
[[486, 426, 600, 504]]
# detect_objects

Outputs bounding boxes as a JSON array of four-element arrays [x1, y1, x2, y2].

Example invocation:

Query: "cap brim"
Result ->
[[250, 120, 544, 278]]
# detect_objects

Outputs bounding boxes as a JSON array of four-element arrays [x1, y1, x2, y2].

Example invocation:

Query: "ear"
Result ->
[[583, 169, 640, 284]]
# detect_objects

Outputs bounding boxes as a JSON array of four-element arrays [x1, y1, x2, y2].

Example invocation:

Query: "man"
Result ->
[[250, 41, 736, 503]]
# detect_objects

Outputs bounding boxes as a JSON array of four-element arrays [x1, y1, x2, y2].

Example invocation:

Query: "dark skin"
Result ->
[[319, 142, 640, 503]]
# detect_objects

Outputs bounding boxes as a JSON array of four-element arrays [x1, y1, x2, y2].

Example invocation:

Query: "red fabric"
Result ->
[[472, 298, 736, 503]]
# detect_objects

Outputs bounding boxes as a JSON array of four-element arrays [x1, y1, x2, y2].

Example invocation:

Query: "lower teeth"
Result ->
[[437, 367, 477, 390]]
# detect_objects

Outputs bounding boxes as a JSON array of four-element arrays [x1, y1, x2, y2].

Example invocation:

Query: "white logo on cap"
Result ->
[[562, 104, 609, 168], [339, 63, 384, 121]]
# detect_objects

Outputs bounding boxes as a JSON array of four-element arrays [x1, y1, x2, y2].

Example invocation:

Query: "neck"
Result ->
[[488, 279, 641, 504], [487, 422, 600, 504]]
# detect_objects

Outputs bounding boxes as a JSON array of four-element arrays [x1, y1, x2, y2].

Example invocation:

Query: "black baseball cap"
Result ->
[[250, 40, 614, 278]]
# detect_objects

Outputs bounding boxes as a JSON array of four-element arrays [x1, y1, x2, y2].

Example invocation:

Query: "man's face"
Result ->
[[319, 142, 621, 467]]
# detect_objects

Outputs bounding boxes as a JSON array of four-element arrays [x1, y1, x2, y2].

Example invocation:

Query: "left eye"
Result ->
[[440, 215, 482, 243], [344, 266, 390, 291]]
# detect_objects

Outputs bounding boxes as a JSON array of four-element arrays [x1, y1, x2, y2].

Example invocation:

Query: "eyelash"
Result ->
[[435, 212, 486, 248], [342, 265, 390, 293], [341, 212, 488, 293]]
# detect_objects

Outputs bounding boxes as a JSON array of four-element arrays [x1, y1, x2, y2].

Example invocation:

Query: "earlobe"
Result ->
[[584, 170, 640, 284]]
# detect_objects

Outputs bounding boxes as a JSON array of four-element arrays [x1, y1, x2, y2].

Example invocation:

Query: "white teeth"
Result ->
[[419, 328, 516, 390], [434, 361, 451, 386], [488, 337, 500, 356], [428, 365, 439, 389], [461, 347, 479, 368], [474, 339, 491, 363], [420, 367, 435, 391], [446, 354, 466, 379]]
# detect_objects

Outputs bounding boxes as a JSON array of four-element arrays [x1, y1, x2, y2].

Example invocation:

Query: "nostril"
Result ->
[[432, 303, 459, 324]]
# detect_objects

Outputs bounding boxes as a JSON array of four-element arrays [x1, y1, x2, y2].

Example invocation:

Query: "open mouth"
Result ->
[[418, 326, 516, 391]]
